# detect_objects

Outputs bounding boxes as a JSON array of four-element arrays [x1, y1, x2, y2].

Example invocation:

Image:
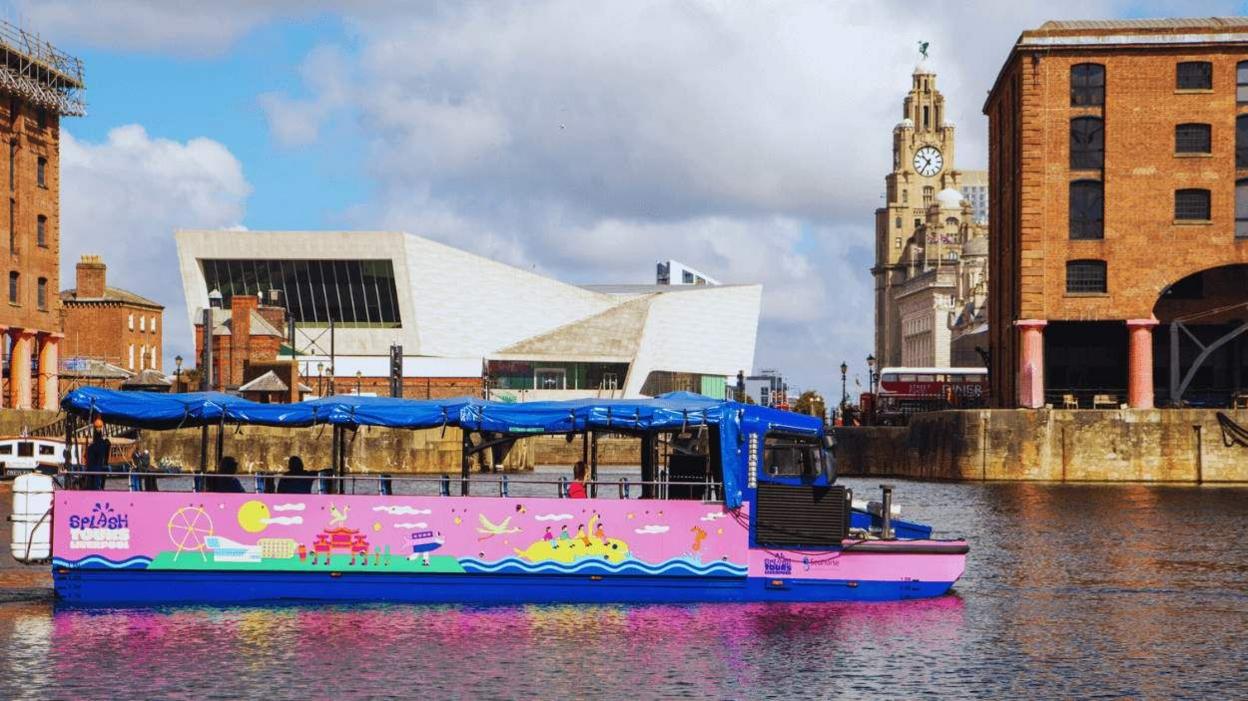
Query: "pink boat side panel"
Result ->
[[53, 491, 751, 576]]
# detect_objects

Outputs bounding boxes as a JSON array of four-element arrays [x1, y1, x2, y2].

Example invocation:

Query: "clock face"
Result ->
[[913, 146, 943, 177]]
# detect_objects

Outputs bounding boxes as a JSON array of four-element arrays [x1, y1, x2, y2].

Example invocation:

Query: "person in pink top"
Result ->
[[567, 461, 589, 499]]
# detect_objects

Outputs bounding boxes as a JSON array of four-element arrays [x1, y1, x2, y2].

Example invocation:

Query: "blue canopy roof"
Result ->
[[60, 387, 475, 431]]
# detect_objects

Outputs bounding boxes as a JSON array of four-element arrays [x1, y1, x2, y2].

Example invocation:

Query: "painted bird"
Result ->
[[329, 503, 350, 527], [477, 513, 521, 541]]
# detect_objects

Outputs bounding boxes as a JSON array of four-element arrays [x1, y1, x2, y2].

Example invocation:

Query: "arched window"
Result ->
[[1071, 64, 1105, 106], [1239, 61, 1248, 103], [945, 217, 959, 228], [1237, 115, 1248, 168], [1069, 180, 1104, 239], [1175, 123, 1211, 154], [1175, 188, 1211, 221], [1070, 117, 1104, 169], [1066, 260, 1107, 294], [1236, 179, 1248, 238]]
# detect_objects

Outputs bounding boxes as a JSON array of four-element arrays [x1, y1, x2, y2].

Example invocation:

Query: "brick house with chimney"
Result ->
[[61, 255, 165, 375], [193, 293, 292, 393]]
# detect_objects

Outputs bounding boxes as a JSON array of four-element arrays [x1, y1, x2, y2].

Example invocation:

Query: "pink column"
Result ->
[[1014, 319, 1048, 408], [37, 332, 61, 411], [1126, 318, 1158, 410], [8, 329, 33, 410]]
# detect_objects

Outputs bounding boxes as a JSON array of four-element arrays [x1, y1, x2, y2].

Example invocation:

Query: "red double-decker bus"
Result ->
[[875, 367, 988, 423]]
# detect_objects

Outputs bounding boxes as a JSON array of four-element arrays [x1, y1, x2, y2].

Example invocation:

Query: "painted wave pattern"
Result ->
[[458, 556, 747, 577], [52, 555, 153, 570]]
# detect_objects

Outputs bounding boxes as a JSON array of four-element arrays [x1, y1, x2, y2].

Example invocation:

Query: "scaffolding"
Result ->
[[0, 19, 84, 117]]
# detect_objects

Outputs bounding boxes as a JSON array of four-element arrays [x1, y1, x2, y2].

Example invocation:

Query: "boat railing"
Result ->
[[51, 469, 726, 503]]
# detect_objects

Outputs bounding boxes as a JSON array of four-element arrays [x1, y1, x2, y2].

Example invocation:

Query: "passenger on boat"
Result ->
[[85, 424, 110, 490], [277, 455, 314, 494], [207, 456, 245, 493], [567, 461, 588, 499]]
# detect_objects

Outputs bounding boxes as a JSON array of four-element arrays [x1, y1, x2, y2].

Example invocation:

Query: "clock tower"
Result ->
[[872, 61, 968, 367]]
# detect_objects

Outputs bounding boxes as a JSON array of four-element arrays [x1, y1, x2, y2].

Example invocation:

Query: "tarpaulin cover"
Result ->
[[59, 387, 476, 431]]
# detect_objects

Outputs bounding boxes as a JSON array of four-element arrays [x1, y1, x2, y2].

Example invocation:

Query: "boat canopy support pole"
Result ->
[[64, 412, 74, 470], [199, 425, 208, 473], [590, 430, 599, 498], [640, 432, 654, 499], [460, 431, 471, 496], [214, 416, 224, 473]]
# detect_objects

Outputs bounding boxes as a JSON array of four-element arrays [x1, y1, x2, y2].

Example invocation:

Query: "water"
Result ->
[[2, 477, 1247, 699]]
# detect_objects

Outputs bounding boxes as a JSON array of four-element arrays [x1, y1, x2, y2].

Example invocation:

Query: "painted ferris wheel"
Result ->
[[168, 506, 214, 561]]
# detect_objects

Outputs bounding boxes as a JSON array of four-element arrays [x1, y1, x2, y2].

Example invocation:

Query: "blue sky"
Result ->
[[8, 0, 1243, 398]]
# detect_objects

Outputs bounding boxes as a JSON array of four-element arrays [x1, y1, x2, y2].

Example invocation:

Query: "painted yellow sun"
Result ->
[[717, 528, 723, 535], [237, 500, 271, 533], [453, 516, 462, 525], [373, 522, 382, 532]]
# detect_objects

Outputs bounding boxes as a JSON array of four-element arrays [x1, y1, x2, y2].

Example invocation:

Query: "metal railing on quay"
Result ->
[[50, 469, 726, 503]]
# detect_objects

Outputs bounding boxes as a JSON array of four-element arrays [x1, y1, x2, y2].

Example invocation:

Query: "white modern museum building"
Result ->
[[175, 230, 762, 399]]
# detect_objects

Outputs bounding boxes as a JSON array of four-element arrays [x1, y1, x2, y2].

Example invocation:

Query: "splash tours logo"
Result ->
[[68, 502, 131, 550]]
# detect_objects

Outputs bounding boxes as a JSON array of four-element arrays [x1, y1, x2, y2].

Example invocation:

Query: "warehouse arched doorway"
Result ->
[[1153, 264, 1248, 407]]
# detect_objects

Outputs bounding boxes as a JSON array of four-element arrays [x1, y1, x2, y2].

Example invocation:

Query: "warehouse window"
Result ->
[[1238, 116, 1248, 168], [36, 156, 45, 187], [1176, 61, 1212, 90], [128, 344, 134, 370], [1237, 180, 1248, 238], [1239, 62, 1248, 102], [36, 277, 46, 310], [1070, 117, 1104, 169], [1175, 123, 1211, 154], [1070, 64, 1105, 106], [1174, 189, 1211, 221], [1069, 180, 1104, 239], [36, 214, 45, 247], [1066, 260, 1106, 294], [8, 271, 17, 304]]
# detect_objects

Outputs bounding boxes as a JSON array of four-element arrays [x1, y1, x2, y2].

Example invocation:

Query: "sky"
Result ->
[[5, 0, 1242, 398]]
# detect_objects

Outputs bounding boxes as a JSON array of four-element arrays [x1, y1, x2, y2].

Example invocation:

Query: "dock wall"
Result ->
[[834, 409, 1248, 482]]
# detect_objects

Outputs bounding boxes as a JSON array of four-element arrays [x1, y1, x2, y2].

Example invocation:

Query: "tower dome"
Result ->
[[936, 188, 963, 208]]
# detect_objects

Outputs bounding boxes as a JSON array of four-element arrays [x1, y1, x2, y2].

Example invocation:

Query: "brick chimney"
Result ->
[[76, 255, 106, 298], [229, 295, 258, 387]]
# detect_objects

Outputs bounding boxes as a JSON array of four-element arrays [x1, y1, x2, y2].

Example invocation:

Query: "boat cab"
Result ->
[[10, 388, 968, 605]]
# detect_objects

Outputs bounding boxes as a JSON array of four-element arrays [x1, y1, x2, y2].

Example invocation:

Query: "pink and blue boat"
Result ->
[[23, 388, 968, 605]]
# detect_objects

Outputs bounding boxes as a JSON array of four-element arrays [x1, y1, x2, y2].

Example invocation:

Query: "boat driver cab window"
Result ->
[[763, 433, 825, 479]]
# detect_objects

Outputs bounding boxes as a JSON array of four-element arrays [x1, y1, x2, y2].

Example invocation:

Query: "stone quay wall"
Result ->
[[835, 409, 1248, 482]]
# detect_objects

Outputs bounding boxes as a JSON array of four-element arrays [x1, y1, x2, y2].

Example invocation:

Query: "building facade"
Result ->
[[0, 24, 84, 410], [985, 18, 1248, 409], [62, 255, 165, 374], [874, 62, 989, 369], [176, 231, 762, 400]]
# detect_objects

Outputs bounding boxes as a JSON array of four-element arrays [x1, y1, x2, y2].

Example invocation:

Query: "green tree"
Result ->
[[793, 390, 825, 418]]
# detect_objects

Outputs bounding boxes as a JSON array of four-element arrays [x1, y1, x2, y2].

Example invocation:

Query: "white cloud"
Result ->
[[59, 125, 250, 368], [372, 505, 431, 515], [272, 503, 305, 511], [393, 522, 428, 529], [534, 513, 573, 522], [634, 525, 670, 535], [261, 516, 302, 526]]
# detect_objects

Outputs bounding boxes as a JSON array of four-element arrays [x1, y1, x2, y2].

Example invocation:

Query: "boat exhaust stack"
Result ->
[[880, 483, 895, 540]]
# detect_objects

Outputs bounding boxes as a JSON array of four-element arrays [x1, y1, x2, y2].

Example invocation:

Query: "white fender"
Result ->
[[9, 473, 54, 562]]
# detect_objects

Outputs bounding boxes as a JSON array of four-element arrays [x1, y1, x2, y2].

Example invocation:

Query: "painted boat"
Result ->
[[24, 388, 968, 605]]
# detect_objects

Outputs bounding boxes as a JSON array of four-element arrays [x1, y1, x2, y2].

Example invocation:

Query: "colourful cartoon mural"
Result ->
[[52, 492, 751, 578]]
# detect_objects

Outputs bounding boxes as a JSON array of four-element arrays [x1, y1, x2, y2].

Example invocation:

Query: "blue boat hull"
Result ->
[[53, 569, 955, 606]]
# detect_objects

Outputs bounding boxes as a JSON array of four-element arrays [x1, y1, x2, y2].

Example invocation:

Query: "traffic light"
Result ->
[[389, 344, 403, 398]]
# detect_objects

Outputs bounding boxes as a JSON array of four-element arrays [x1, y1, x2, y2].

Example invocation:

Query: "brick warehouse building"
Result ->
[[0, 24, 83, 409], [61, 255, 164, 374], [985, 18, 1248, 409]]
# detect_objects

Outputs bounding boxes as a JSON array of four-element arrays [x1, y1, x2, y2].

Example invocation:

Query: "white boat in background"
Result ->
[[0, 436, 77, 478]]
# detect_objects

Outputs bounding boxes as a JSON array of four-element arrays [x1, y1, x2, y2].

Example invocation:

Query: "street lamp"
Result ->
[[174, 355, 183, 392], [866, 353, 877, 394], [317, 362, 324, 396], [839, 361, 848, 407], [355, 370, 363, 396]]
